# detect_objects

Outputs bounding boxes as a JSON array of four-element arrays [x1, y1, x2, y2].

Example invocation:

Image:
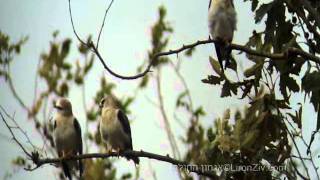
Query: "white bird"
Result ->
[[208, 0, 237, 71], [53, 98, 83, 180], [99, 95, 139, 164]]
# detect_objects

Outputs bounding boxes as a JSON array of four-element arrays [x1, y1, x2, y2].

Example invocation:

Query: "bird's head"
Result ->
[[54, 98, 73, 116], [99, 95, 119, 109], [211, 0, 234, 9]]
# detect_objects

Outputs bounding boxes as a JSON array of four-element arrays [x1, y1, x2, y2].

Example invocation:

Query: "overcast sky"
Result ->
[[0, 0, 317, 179]]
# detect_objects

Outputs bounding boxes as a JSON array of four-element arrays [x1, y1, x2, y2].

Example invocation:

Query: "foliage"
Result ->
[[187, 0, 320, 179], [0, 30, 135, 179]]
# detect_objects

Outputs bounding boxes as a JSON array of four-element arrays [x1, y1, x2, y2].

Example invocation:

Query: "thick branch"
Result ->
[[34, 150, 218, 179]]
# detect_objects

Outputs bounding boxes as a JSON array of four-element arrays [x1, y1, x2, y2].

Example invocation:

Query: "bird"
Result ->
[[53, 98, 83, 180], [208, 0, 237, 72], [99, 95, 139, 165]]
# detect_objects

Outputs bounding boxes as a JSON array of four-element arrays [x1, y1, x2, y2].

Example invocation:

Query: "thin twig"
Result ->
[[284, 118, 311, 179], [155, 69, 183, 179], [155, 70, 181, 160], [68, 0, 87, 46], [96, 0, 115, 49], [285, 116, 320, 179], [0, 106, 37, 150], [289, 157, 309, 180], [0, 111, 31, 157]]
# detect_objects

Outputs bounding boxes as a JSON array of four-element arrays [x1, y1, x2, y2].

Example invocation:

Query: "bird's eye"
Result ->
[[55, 106, 63, 110], [99, 99, 105, 108]]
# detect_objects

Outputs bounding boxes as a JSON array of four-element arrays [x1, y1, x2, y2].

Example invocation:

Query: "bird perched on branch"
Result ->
[[53, 98, 83, 180], [208, 0, 237, 71], [99, 95, 139, 164]]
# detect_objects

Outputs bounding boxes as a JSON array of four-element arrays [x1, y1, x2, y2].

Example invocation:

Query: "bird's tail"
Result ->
[[126, 156, 140, 165], [78, 159, 83, 177], [214, 42, 232, 71], [62, 161, 72, 180]]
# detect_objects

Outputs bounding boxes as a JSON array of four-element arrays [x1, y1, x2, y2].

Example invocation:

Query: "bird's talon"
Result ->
[[116, 148, 121, 157]]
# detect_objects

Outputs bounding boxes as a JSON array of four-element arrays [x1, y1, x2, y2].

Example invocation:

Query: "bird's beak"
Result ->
[[54, 104, 63, 110]]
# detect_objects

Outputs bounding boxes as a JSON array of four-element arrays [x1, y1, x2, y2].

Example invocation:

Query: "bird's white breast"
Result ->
[[53, 114, 77, 153], [100, 108, 129, 150], [208, 2, 237, 42]]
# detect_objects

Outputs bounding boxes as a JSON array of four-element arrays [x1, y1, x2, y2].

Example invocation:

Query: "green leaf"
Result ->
[[209, 56, 222, 76], [59, 82, 69, 96], [221, 81, 232, 97], [207, 128, 215, 142], [185, 47, 195, 57], [244, 63, 263, 78], [285, 76, 300, 92], [60, 39, 71, 60], [255, 3, 273, 23], [241, 83, 253, 99], [12, 156, 26, 166], [84, 55, 95, 74], [139, 75, 149, 88], [251, 0, 259, 11], [176, 91, 188, 108], [241, 130, 260, 149], [52, 30, 59, 38], [193, 106, 206, 117], [302, 71, 320, 92], [201, 75, 222, 85]]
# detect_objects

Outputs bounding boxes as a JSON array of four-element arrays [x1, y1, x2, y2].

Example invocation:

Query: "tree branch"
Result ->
[[96, 0, 115, 49], [299, 0, 320, 29], [0, 105, 217, 178], [68, 0, 320, 80], [90, 39, 320, 80], [155, 69, 181, 160], [32, 150, 218, 179], [68, 0, 87, 46], [0, 110, 32, 158], [285, 0, 320, 41]]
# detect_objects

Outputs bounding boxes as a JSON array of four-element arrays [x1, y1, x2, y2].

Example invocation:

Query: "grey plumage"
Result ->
[[99, 96, 139, 164], [208, 0, 237, 71], [53, 98, 83, 180]]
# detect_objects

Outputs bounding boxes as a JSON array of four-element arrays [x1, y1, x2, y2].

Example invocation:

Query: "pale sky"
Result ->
[[0, 0, 317, 179]]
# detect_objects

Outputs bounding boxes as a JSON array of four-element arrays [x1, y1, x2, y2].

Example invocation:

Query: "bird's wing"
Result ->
[[53, 119, 57, 130], [117, 110, 140, 164], [73, 118, 83, 176], [231, 0, 235, 8], [117, 110, 133, 149]]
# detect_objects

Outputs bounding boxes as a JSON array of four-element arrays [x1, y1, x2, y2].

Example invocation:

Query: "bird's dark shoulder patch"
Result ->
[[53, 120, 57, 130], [73, 118, 81, 135], [117, 110, 132, 136]]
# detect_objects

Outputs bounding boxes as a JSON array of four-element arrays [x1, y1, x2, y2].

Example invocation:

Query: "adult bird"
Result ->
[[208, 0, 237, 71], [99, 95, 139, 164], [53, 98, 83, 180]]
